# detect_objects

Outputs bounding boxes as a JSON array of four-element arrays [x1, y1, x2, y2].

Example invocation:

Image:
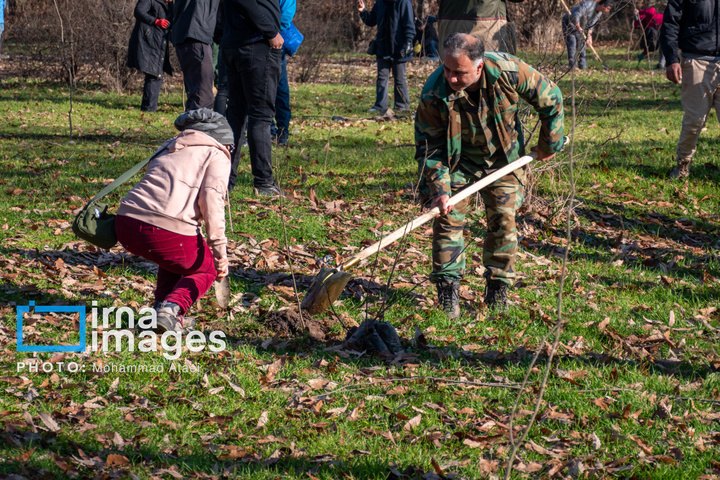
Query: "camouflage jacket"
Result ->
[[415, 51, 564, 200]]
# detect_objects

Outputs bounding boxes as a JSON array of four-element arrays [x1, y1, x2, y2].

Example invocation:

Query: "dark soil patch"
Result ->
[[263, 308, 332, 341]]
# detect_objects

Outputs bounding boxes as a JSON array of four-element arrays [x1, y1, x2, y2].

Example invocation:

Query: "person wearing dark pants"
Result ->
[[221, 0, 284, 196], [223, 44, 282, 193], [127, 0, 173, 112], [358, 0, 416, 114], [171, 0, 220, 111], [175, 42, 215, 110]]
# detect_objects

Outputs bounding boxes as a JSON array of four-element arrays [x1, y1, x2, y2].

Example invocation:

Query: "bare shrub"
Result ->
[[293, 0, 362, 83], [6, 0, 136, 90]]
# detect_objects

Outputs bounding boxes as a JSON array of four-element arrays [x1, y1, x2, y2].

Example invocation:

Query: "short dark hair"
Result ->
[[598, 0, 614, 7], [443, 33, 485, 65]]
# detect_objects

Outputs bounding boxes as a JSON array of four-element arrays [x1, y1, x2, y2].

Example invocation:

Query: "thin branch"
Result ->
[[313, 375, 522, 400], [505, 59, 578, 480]]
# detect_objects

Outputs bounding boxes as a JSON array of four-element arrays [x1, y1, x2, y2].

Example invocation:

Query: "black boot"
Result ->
[[436, 279, 460, 319], [484, 280, 508, 309]]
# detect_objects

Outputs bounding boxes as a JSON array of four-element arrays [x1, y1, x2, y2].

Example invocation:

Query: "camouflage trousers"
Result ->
[[430, 166, 526, 285]]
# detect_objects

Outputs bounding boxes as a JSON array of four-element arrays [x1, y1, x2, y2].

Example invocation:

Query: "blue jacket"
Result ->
[[1, 0, 5, 24], [360, 0, 415, 63], [279, 0, 296, 31]]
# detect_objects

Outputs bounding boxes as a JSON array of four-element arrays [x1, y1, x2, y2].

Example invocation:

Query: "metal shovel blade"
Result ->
[[301, 266, 353, 315], [215, 276, 230, 309]]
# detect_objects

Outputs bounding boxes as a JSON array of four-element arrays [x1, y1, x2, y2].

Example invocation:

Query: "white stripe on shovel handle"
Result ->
[[341, 152, 537, 270]]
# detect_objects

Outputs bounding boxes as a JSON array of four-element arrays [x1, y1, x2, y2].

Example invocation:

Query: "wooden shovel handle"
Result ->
[[341, 152, 537, 270]]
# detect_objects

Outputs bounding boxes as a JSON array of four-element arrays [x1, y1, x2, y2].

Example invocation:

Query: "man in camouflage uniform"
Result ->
[[415, 33, 564, 316]]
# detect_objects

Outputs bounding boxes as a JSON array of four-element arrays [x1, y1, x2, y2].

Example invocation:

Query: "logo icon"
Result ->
[[16, 301, 86, 352]]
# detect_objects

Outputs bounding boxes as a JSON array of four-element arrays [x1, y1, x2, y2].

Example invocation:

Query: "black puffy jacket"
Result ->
[[660, 0, 720, 65], [360, 0, 415, 63], [127, 0, 173, 77]]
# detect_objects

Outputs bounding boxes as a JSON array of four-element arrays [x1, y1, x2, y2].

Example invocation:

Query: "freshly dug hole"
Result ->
[[262, 308, 329, 341]]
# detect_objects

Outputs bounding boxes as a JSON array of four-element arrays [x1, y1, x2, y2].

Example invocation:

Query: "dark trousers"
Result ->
[[175, 41, 215, 111], [562, 16, 586, 69], [272, 53, 291, 141], [213, 45, 229, 116], [141, 73, 164, 112], [375, 57, 410, 111], [116, 215, 217, 314], [223, 42, 282, 190]]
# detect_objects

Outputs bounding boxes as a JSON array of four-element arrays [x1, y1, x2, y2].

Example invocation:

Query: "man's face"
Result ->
[[443, 53, 483, 92], [597, 4, 611, 13]]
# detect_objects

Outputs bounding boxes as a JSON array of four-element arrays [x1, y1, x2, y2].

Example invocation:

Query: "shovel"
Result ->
[[215, 276, 230, 309], [301, 151, 539, 315]]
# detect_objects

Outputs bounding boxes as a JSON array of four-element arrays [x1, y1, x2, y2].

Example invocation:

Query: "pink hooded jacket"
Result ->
[[117, 130, 231, 271]]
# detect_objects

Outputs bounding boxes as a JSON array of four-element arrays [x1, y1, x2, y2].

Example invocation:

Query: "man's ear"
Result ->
[[476, 60, 484, 75]]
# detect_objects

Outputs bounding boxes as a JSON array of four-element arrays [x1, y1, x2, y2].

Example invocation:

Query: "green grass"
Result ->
[[1, 50, 719, 479]]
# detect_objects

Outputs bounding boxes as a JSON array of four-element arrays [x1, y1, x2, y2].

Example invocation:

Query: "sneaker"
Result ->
[[436, 279, 460, 319], [254, 183, 285, 197], [668, 159, 691, 179], [368, 106, 386, 114], [155, 301, 183, 333], [484, 280, 508, 309]]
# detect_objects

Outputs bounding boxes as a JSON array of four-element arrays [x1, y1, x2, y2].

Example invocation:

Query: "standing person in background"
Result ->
[[271, 0, 297, 145], [661, 0, 720, 179], [634, 6, 665, 69], [127, 0, 174, 112], [436, 0, 524, 57], [561, 0, 613, 69], [221, 0, 285, 196], [171, 0, 220, 111], [358, 0, 415, 115]]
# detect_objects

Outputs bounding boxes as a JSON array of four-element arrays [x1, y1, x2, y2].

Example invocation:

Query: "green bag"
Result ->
[[71, 147, 166, 249], [72, 201, 118, 249]]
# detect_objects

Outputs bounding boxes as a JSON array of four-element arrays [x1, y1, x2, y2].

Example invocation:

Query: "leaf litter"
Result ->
[[1, 68, 720, 479]]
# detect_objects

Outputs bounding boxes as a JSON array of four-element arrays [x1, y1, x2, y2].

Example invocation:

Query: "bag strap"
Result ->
[[87, 146, 167, 204]]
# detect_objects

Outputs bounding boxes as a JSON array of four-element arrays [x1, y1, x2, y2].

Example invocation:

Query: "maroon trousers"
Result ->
[[116, 215, 217, 314]]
